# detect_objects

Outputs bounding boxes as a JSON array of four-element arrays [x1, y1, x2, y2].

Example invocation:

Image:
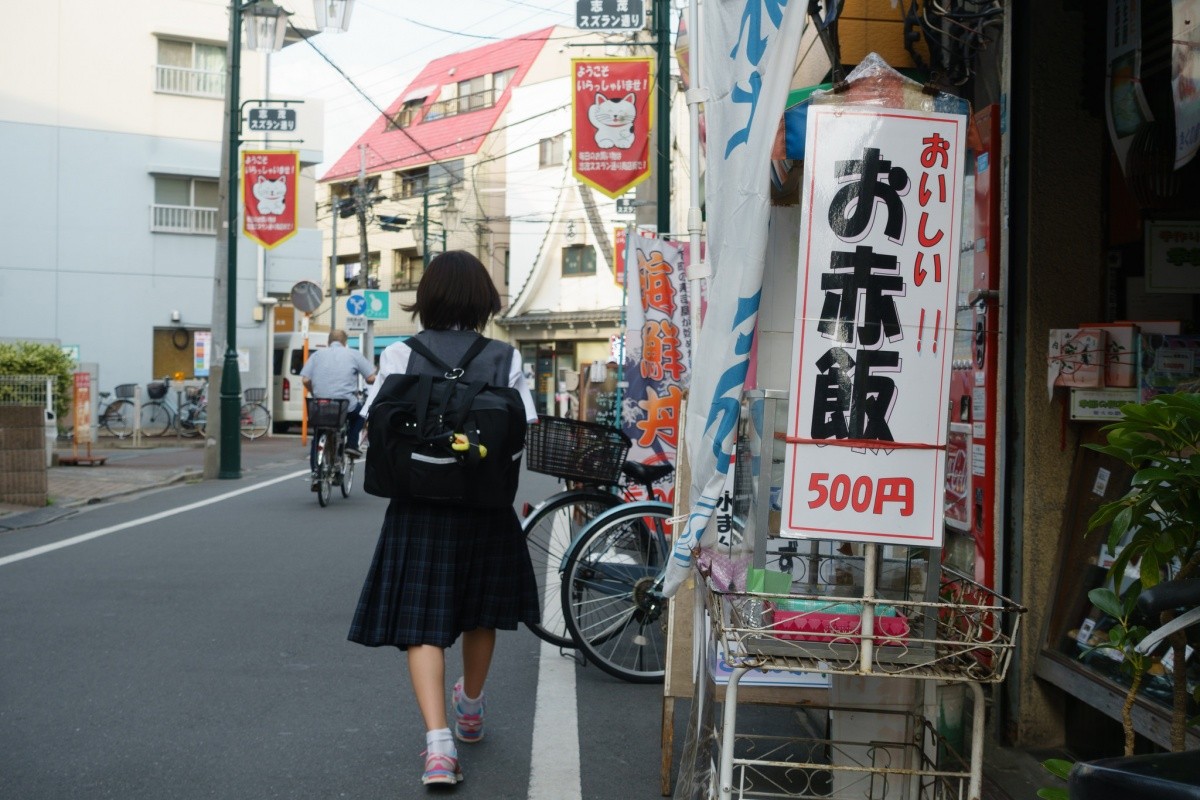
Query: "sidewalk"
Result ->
[[0, 434, 309, 530]]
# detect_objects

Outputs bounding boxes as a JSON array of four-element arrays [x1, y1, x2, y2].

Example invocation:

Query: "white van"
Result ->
[[272, 332, 327, 431]]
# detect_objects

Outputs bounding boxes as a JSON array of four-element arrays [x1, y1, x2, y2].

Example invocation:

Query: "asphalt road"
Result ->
[[0, 456, 680, 799]]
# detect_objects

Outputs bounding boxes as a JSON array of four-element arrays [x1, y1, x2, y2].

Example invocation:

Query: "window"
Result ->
[[151, 176, 219, 234], [493, 67, 517, 95], [562, 244, 596, 276], [341, 253, 381, 290], [392, 248, 423, 290], [397, 167, 429, 199], [539, 136, 564, 168], [396, 159, 463, 198], [390, 98, 425, 129], [156, 38, 225, 97], [457, 75, 489, 114]]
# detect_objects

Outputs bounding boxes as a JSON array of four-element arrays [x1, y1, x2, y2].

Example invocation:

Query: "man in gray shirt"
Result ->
[[300, 329, 376, 463]]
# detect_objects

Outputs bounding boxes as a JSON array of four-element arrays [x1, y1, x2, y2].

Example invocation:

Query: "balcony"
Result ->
[[151, 204, 218, 235], [155, 65, 224, 98]]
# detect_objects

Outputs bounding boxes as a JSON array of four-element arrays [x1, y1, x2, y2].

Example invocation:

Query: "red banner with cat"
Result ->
[[242, 150, 299, 249], [571, 58, 653, 198]]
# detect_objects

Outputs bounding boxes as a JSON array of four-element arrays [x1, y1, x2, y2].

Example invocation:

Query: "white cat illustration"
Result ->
[[253, 175, 287, 215], [588, 92, 637, 149]]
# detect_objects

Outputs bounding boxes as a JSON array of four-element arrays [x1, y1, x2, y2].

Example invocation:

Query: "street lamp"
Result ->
[[420, 191, 459, 267], [214, 0, 355, 480]]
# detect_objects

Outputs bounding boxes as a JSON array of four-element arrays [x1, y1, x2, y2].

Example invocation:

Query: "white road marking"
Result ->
[[529, 639, 581, 800], [0, 470, 309, 568], [529, 509, 581, 799]]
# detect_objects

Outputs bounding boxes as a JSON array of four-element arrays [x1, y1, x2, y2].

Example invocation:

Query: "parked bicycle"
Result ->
[[521, 415, 675, 684], [239, 387, 270, 440], [97, 385, 137, 438], [176, 379, 208, 438], [308, 396, 354, 507], [137, 379, 175, 437]]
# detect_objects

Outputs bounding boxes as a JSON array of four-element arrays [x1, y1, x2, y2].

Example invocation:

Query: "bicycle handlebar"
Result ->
[[1138, 578, 1200, 617]]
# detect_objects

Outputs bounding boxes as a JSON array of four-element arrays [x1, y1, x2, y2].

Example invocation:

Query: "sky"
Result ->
[[270, 0, 577, 175]]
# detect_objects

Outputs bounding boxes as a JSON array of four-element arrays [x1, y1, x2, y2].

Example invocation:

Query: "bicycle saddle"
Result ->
[[621, 461, 673, 487], [1070, 752, 1200, 800]]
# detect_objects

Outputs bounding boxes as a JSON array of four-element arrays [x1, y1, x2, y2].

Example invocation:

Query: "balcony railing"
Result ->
[[155, 65, 224, 98], [151, 205, 218, 235]]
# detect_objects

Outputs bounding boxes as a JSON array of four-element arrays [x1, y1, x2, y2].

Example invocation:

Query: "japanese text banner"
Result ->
[[242, 150, 299, 249], [623, 232, 692, 502], [572, 57, 653, 198], [782, 106, 965, 546]]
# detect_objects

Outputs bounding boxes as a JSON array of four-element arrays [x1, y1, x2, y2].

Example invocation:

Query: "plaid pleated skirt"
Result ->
[[348, 498, 540, 649]]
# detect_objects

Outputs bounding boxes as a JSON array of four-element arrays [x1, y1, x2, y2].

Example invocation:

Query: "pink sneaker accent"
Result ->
[[452, 678, 485, 743], [421, 751, 462, 785]]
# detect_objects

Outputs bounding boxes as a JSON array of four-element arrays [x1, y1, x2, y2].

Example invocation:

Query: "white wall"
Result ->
[[0, 0, 324, 391]]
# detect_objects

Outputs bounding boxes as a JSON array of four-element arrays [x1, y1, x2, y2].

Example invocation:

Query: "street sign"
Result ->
[[576, 0, 645, 31], [345, 293, 367, 316], [290, 280, 322, 313], [615, 194, 637, 215], [247, 107, 297, 132], [363, 290, 389, 320], [344, 315, 367, 333]]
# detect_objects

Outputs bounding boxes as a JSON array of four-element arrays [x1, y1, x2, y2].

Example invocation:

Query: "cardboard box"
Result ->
[[1080, 322, 1139, 387], [1049, 328, 1107, 394], [1118, 320, 1182, 335]]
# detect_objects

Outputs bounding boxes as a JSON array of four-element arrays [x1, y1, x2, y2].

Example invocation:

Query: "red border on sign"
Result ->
[[571, 57, 654, 199], [242, 150, 300, 249]]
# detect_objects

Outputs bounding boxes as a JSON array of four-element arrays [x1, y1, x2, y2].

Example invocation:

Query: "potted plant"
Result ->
[[1083, 392, 1200, 753]]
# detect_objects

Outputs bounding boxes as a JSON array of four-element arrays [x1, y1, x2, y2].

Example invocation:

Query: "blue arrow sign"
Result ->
[[346, 293, 367, 316]]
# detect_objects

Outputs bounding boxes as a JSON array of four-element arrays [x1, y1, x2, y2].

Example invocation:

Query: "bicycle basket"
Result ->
[[307, 398, 348, 429], [525, 415, 631, 485], [146, 381, 167, 400], [244, 388, 266, 403], [114, 383, 137, 399]]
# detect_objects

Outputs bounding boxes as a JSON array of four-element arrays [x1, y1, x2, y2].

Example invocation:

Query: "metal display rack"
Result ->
[[696, 391, 1026, 800]]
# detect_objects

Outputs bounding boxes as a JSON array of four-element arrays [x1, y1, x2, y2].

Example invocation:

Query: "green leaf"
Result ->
[[1140, 550, 1161, 588], [1042, 758, 1074, 780], [1088, 587, 1124, 619], [1037, 789, 1069, 800]]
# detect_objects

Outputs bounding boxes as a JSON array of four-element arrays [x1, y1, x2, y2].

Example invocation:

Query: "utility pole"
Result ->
[[655, 0, 671, 237], [355, 144, 373, 358], [329, 205, 338, 331]]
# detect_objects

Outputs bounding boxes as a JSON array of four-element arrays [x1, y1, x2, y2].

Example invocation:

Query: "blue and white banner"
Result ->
[[664, 0, 807, 596]]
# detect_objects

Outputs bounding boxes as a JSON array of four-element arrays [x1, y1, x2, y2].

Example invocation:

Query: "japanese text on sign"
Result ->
[[782, 106, 965, 546], [576, 0, 644, 30]]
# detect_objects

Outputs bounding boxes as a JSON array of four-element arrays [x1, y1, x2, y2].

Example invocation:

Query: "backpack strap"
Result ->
[[406, 333, 490, 378]]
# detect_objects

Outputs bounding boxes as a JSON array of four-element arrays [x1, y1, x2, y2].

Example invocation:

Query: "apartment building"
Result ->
[[0, 1, 326, 394], [318, 25, 649, 412]]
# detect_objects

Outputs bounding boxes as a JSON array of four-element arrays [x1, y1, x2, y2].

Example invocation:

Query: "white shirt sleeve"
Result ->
[[510, 349, 538, 422], [359, 342, 411, 418]]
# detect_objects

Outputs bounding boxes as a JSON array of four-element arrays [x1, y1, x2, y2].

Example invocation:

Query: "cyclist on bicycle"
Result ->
[[300, 329, 376, 470]]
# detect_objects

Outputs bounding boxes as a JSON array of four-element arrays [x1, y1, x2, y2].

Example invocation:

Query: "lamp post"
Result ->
[[420, 190, 459, 267], [213, 0, 354, 479]]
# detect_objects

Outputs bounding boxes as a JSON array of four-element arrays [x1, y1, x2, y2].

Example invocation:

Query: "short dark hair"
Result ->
[[402, 250, 501, 332]]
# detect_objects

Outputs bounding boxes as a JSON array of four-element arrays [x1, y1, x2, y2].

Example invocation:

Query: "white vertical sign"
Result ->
[[781, 106, 966, 546]]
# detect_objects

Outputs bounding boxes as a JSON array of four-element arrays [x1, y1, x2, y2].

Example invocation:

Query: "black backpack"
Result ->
[[363, 335, 527, 509]]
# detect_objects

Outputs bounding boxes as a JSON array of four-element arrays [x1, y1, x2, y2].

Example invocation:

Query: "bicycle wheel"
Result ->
[[340, 451, 354, 498], [315, 431, 333, 507], [561, 501, 672, 683], [522, 489, 622, 648], [140, 401, 173, 437], [176, 402, 203, 438], [102, 400, 134, 439], [239, 402, 270, 440]]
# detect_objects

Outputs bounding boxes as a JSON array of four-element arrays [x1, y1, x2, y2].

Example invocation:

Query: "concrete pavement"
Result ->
[[0, 434, 309, 530]]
